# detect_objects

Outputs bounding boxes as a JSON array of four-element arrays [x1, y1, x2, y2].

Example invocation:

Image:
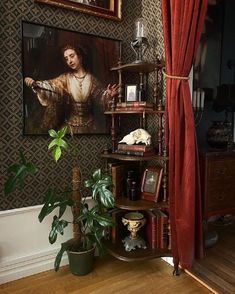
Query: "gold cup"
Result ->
[[122, 212, 146, 251]]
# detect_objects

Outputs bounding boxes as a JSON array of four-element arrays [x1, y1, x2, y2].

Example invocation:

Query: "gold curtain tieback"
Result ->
[[162, 68, 189, 80]]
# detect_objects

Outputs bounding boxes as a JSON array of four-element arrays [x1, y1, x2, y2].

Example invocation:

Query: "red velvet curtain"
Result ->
[[161, 0, 207, 269]]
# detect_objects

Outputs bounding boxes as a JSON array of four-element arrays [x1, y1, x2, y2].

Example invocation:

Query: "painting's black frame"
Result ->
[[22, 20, 121, 135], [34, 0, 122, 21]]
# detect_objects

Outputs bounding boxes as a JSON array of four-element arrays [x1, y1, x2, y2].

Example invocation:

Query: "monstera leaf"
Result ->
[[84, 169, 114, 208], [4, 150, 38, 195]]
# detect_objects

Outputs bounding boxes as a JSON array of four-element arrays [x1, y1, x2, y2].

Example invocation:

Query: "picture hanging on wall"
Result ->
[[22, 21, 120, 135], [34, 0, 122, 21]]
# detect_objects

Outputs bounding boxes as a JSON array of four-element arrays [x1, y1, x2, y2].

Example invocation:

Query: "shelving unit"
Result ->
[[102, 59, 171, 262]]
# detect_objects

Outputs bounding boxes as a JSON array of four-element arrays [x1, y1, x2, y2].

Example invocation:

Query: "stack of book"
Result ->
[[108, 163, 125, 198], [115, 101, 155, 111], [145, 209, 169, 250], [116, 143, 156, 157]]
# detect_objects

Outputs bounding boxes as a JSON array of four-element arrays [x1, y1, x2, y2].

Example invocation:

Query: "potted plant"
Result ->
[[4, 127, 115, 275]]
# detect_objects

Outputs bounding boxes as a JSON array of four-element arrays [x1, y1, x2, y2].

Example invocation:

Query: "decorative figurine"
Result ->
[[119, 128, 151, 146], [122, 212, 147, 251]]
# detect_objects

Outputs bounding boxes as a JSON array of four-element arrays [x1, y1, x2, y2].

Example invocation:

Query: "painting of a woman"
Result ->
[[22, 22, 120, 134]]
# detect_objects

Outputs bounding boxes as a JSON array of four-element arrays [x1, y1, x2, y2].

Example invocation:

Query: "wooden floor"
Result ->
[[188, 216, 235, 294], [0, 256, 212, 294]]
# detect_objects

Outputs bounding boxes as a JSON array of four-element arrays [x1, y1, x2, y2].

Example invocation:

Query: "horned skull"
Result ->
[[119, 128, 151, 146]]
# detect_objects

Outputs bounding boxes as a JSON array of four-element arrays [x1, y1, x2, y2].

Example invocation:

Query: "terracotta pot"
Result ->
[[206, 121, 232, 149]]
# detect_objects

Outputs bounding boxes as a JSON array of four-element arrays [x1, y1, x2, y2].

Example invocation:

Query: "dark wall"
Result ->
[[194, 0, 235, 149], [0, 1, 164, 210]]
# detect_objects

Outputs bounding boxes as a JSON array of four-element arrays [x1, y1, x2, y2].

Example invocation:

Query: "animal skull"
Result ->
[[119, 128, 151, 146]]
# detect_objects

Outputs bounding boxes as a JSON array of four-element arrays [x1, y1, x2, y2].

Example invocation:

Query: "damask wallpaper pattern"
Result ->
[[0, 0, 164, 210]]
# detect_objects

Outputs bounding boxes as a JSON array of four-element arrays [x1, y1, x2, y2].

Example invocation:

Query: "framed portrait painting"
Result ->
[[125, 84, 138, 102], [22, 21, 120, 135], [34, 0, 122, 21], [140, 166, 163, 202]]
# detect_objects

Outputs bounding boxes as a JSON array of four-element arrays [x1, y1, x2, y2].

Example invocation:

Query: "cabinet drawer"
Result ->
[[207, 158, 235, 179], [206, 184, 235, 211]]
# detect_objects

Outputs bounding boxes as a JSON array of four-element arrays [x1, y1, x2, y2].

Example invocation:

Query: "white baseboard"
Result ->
[[0, 205, 73, 285], [0, 248, 69, 285]]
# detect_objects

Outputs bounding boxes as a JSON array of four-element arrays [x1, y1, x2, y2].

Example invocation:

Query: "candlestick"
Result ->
[[193, 91, 197, 108], [193, 88, 204, 127], [135, 18, 145, 38], [196, 90, 201, 109], [119, 42, 122, 61], [201, 90, 205, 109]]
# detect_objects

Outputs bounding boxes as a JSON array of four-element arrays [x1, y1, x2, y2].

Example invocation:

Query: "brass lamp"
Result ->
[[131, 18, 149, 63]]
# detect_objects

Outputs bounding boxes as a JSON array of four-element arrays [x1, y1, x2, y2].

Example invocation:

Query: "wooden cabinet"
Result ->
[[200, 151, 235, 221], [101, 60, 172, 262]]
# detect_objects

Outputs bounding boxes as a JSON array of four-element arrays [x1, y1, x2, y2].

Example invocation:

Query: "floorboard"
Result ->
[[188, 216, 235, 294], [0, 256, 212, 294]]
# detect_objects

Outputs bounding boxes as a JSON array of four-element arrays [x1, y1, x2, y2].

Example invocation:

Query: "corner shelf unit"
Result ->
[[102, 60, 171, 263]]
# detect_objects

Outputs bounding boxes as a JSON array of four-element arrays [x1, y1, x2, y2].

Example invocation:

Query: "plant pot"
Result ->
[[67, 247, 95, 276]]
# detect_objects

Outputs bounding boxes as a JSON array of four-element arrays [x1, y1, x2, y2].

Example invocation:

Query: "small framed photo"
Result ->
[[140, 166, 163, 202], [125, 84, 138, 102]]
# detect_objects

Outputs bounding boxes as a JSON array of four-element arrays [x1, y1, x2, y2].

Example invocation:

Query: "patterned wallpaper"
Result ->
[[0, 0, 164, 210]]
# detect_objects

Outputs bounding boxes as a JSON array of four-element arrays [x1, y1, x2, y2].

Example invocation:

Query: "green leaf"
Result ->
[[94, 213, 115, 227], [92, 169, 102, 181], [4, 151, 38, 195], [99, 187, 114, 208], [58, 126, 67, 137], [48, 139, 58, 150], [4, 165, 27, 195], [25, 162, 38, 174], [48, 128, 69, 162], [48, 129, 58, 138], [49, 216, 68, 244], [60, 139, 69, 150], [84, 179, 94, 188], [53, 146, 62, 162], [38, 189, 57, 222], [54, 242, 69, 272]]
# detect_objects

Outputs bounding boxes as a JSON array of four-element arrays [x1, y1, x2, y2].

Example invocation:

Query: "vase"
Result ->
[[122, 212, 147, 251], [206, 121, 232, 149]]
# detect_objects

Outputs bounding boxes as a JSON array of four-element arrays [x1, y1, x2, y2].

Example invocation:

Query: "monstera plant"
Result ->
[[4, 127, 115, 275]]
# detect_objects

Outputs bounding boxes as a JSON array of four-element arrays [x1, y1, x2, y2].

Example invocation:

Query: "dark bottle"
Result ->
[[126, 170, 134, 198], [138, 88, 146, 101], [130, 181, 138, 201]]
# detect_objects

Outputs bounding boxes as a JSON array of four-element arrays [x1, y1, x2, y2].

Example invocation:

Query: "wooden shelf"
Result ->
[[104, 109, 165, 115], [111, 62, 155, 73], [110, 61, 164, 73], [105, 240, 171, 262], [101, 152, 168, 161], [115, 197, 169, 210]]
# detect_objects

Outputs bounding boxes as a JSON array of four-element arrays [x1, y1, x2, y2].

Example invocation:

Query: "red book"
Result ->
[[145, 210, 158, 249], [117, 143, 154, 152], [115, 149, 156, 157], [116, 101, 155, 108], [115, 106, 154, 111], [153, 209, 168, 249]]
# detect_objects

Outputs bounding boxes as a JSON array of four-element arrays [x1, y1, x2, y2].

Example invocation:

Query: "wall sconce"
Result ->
[[192, 89, 205, 126], [130, 18, 149, 63]]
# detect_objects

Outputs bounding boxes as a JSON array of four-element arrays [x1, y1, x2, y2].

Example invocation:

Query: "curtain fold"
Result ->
[[161, 0, 207, 269]]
